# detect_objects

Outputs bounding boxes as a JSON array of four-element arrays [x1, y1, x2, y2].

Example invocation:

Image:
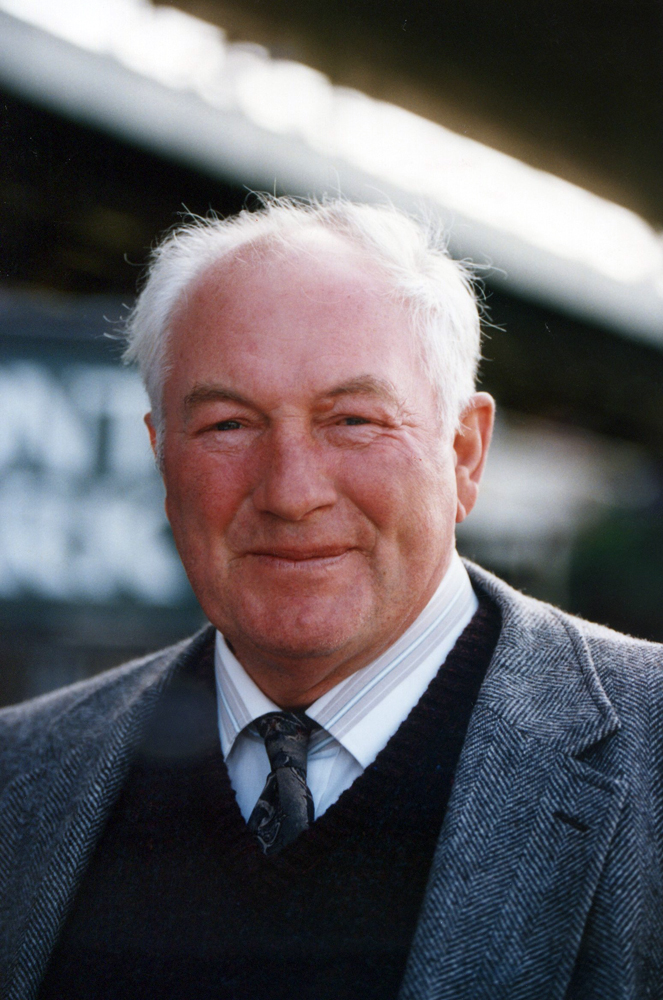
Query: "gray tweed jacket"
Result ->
[[1, 562, 663, 999]]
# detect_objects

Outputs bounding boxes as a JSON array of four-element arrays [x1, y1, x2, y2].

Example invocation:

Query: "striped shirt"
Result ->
[[215, 550, 478, 821]]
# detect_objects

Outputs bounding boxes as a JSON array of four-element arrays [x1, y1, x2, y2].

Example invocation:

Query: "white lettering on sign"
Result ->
[[0, 360, 187, 604]]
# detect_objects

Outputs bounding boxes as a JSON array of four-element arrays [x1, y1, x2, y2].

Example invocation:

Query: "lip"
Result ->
[[245, 546, 352, 566]]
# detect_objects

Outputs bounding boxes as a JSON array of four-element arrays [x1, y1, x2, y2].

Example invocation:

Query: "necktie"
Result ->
[[248, 711, 318, 856]]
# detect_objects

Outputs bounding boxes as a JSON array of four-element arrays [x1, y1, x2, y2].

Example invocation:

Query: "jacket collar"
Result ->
[[465, 560, 620, 754]]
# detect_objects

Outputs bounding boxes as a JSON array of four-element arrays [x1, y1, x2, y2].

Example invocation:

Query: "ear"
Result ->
[[144, 412, 158, 459], [454, 392, 495, 524]]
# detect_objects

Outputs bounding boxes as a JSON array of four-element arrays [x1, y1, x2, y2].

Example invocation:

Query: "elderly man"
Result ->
[[1, 199, 662, 1000]]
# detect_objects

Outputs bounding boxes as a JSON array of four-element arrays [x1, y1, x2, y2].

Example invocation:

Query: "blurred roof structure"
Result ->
[[180, 1, 663, 229], [1, 0, 662, 340]]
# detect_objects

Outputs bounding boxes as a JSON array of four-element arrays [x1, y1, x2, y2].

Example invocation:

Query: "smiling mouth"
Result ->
[[246, 547, 352, 568]]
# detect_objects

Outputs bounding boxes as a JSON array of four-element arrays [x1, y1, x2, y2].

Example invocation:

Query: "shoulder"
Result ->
[[559, 610, 663, 728], [466, 559, 663, 715], [0, 626, 215, 793], [569, 611, 663, 671]]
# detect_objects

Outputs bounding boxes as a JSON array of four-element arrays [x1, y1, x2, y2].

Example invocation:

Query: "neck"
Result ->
[[227, 627, 409, 709]]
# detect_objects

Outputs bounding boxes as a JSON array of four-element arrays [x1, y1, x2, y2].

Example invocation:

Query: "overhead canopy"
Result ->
[[0, 0, 662, 348]]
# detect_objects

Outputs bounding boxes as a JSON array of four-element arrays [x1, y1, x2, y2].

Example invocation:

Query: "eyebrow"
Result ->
[[183, 384, 251, 413], [324, 375, 401, 406], [183, 375, 402, 414]]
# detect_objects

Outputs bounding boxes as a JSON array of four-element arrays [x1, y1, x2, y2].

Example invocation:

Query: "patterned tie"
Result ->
[[248, 711, 318, 856]]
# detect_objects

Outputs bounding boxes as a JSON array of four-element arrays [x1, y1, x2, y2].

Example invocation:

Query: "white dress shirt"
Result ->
[[215, 550, 478, 822]]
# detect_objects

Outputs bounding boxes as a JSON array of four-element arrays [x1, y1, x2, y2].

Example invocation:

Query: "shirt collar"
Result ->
[[215, 551, 477, 765]]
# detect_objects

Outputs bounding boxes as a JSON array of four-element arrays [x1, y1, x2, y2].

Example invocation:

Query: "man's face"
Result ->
[[153, 233, 487, 701]]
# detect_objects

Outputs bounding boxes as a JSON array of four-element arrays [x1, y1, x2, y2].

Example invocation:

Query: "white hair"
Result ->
[[123, 196, 483, 445]]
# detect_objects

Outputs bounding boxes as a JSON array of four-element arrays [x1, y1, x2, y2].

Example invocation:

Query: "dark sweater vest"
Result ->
[[40, 593, 501, 1000]]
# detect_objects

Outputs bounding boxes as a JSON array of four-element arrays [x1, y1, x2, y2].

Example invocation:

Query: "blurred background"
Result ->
[[0, 0, 662, 706]]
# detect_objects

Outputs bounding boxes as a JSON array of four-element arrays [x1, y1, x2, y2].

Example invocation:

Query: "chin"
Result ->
[[251, 631, 349, 662], [219, 590, 375, 662]]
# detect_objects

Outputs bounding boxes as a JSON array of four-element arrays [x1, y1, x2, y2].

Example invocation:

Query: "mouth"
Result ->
[[245, 546, 352, 569]]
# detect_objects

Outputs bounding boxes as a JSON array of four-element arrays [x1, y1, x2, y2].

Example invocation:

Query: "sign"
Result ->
[[0, 358, 190, 605]]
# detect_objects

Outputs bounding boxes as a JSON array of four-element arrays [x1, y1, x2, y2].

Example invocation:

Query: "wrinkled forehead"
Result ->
[[163, 227, 432, 414], [168, 228, 407, 358]]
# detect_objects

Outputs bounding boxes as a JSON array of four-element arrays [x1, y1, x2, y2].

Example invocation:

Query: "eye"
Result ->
[[214, 420, 243, 431], [341, 416, 370, 426]]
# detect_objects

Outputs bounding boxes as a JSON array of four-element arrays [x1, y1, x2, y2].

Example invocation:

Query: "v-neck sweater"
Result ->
[[39, 592, 501, 1000]]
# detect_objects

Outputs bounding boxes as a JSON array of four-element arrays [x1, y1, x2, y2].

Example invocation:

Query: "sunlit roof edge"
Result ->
[[0, 8, 661, 347]]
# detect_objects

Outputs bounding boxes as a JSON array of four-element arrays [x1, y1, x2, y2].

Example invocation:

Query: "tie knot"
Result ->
[[254, 711, 317, 773]]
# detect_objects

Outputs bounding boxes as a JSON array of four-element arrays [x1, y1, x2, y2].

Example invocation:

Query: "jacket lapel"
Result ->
[[399, 564, 626, 1000], [0, 628, 213, 1000]]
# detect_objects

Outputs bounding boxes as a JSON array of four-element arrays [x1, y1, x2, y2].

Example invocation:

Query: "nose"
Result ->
[[252, 425, 337, 521]]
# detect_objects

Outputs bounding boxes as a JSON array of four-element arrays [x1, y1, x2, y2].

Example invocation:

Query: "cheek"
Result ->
[[163, 448, 246, 547], [339, 447, 456, 539]]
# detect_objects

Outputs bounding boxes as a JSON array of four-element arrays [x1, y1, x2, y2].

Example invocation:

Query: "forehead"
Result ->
[[168, 232, 423, 387], [181, 230, 394, 323]]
